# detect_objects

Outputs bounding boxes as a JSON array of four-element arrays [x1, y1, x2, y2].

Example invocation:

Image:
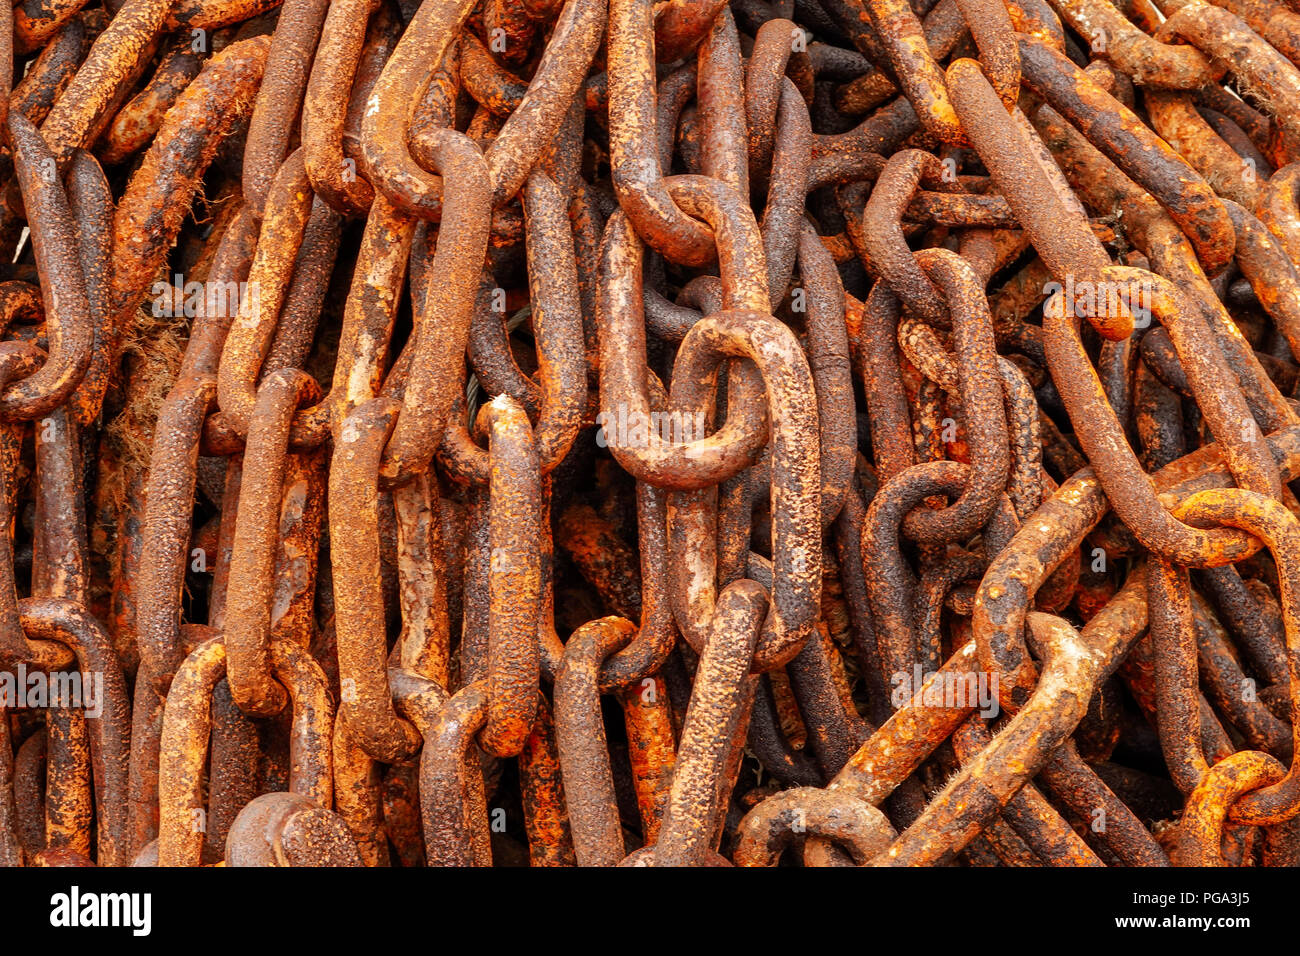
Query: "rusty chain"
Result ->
[[1, 0, 1300, 869]]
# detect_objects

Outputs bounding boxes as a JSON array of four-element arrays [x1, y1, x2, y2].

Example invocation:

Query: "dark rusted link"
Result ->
[[951, 716, 1103, 866], [1159, 0, 1300, 158], [1135, 361, 1185, 471], [554, 617, 636, 865], [1198, 83, 1275, 163], [263, 198, 344, 378], [242, 0, 331, 217], [1149, 554, 1210, 794], [1048, 0, 1214, 87], [749, 675, 824, 787], [135, 207, 257, 695], [856, 285, 916, 483], [1192, 590, 1292, 760], [64, 152, 115, 429], [460, 33, 527, 117], [1169, 490, 1300, 824], [1016, 36, 1235, 276], [860, 149, 953, 326], [786, 627, 860, 776], [380, 131, 490, 481], [809, 96, 920, 191], [596, 185, 775, 490], [1226, 199, 1300, 362], [899, 251, 1009, 544], [666, 308, 821, 670], [607, 0, 716, 265], [863, 463, 968, 680], [18, 599, 130, 866], [1197, 565, 1291, 688], [205, 681, 261, 862], [0, 705, 18, 866], [126, 671, 165, 858], [757, 85, 811, 304], [415, 682, 493, 867], [806, 40, 872, 78], [5, 114, 93, 422], [947, 61, 1131, 341], [302, 0, 394, 216], [110, 35, 271, 320], [481, 0, 604, 207], [1146, 90, 1260, 208], [654, 64, 695, 173], [13, 729, 48, 860], [915, 551, 985, 671], [1137, 329, 1191, 399], [734, 787, 896, 865], [1000, 366, 1045, 521], [100, 38, 208, 166], [463, 268, 536, 416], [798, 224, 857, 525], [1037, 740, 1170, 865], [654, 581, 766, 865], [216, 150, 316, 440], [359, 0, 476, 219]]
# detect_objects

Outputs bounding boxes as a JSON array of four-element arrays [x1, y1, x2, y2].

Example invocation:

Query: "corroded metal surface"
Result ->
[[4, 0, 1300, 869]]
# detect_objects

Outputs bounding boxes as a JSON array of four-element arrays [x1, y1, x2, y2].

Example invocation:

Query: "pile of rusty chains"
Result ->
[[1, 0, 1300, 868]]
